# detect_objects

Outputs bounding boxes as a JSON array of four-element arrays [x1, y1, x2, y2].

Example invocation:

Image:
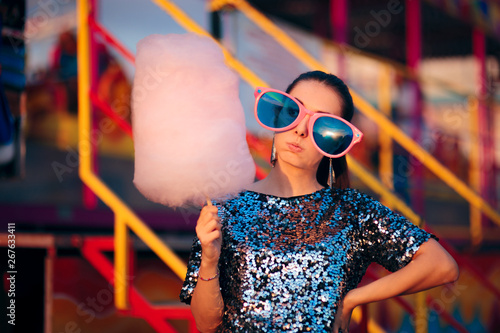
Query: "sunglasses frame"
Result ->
[[254, 87, 363, 158]]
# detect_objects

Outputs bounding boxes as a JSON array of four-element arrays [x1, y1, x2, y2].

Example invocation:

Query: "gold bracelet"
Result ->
[[199, 269, 219, 282]]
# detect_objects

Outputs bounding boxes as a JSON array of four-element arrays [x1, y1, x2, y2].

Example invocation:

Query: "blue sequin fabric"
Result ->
[[180, 187, 434, 332]]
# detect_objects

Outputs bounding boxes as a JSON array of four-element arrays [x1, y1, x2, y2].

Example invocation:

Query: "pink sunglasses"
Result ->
[[254, 87, 363, 158]]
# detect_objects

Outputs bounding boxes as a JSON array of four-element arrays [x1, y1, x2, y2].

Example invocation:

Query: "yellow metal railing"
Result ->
[[78, 0, 187, 310], [378, 65, 394, 192], [468, 97, 482, 245], [211, 0, 500, 228], [415, 292, 428, 333]]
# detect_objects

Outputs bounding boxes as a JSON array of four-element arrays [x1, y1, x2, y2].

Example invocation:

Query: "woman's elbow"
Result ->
[[422, 239, 459, 284], [440, 256, 459, 284], [193, 317, 222, 333], [195, 324, 218, 333]]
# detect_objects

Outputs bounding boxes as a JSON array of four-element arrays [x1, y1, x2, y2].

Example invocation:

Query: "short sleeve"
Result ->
[[356, 192, 437, 272], [179, 236, 202, 305]]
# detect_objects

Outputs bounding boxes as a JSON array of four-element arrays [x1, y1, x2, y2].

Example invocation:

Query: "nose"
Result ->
[[294, 115, 310, 137]]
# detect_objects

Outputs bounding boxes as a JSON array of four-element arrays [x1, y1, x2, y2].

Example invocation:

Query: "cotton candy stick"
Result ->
[[132, 33, 255, 208]]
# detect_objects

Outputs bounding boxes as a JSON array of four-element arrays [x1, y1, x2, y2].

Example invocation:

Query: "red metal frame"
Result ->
[[473, 28, 494, 228], [81, 236, 198, 333], [406, 0, 425, 218], [90, 91, 134, 137], [89, 16, 135, 65], [330, 0, 348, 78], [330, 0, 347, 44]]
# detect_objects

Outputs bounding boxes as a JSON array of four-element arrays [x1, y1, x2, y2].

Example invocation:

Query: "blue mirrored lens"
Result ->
[[257, 92, 300, 129], [312, 117, 353, 155]]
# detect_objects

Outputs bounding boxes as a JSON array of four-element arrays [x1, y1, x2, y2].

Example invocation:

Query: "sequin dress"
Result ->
[[180, 187, 435, 332]]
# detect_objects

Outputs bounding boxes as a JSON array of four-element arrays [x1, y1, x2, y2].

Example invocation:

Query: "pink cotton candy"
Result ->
[[132, 33, 255, 207]]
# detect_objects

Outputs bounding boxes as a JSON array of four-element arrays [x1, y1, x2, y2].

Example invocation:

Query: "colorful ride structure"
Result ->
[[1, 0, 499, 332]]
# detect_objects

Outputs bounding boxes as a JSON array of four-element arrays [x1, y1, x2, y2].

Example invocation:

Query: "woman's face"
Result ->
[[274, 80, 344, 171]]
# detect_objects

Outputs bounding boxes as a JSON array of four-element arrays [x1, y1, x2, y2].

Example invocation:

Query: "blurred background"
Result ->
[[0, 0, 499, 332]]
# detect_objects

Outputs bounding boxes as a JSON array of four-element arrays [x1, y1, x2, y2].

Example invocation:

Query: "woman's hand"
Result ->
[[196, 204, 222, 267], [332, 291, 355, 333], [191, 203, 225, 332]]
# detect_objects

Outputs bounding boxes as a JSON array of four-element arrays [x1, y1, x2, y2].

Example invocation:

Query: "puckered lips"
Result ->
[[286, 142, 303, 153]]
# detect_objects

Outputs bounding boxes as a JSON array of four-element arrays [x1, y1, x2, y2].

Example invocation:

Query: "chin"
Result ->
[[279, 154, 322, 170]]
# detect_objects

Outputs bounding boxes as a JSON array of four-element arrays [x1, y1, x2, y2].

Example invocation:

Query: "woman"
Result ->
[[180, 71, 459, 332]]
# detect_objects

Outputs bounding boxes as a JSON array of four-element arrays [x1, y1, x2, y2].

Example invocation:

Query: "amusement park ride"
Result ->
[[1, 0, 499, 332]]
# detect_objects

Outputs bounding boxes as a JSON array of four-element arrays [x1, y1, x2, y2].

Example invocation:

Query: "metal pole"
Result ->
[[83, 0, 98, 209], [330, 0, 348, 78], [406, 0, 424, 217], [406, 1, 427, 332], [210, 9, 222, 40], [378, 65, 394, 192], [44, 247, 55, 333], [473, 28, 491, 231], [115, 214, 129, 309], [469, 97, 482, 245]]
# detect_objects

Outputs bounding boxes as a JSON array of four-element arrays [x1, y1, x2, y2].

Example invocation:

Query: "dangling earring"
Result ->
[[328, 158, 335, 188], [270, 135, 277, 167]]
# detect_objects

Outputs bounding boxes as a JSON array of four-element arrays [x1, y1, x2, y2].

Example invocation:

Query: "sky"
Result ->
[[25, 0, 208, 77]]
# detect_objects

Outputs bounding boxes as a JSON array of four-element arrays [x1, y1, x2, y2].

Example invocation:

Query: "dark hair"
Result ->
[[285, 71, 355, 189]]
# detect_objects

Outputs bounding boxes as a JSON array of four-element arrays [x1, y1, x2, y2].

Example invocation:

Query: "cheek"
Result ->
[[301, 136, 325, 162], [274, 131, 297, 148], [307, 144, 325, 164]]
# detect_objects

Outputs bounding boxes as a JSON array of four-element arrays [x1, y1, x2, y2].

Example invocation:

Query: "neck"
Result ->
[[252, 160, 323, 197]]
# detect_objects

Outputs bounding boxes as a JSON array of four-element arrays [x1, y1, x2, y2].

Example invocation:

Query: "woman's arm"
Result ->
[[191, 260, 224, 332], [190, 204, 225, 332], [333, 239, 459, 333]]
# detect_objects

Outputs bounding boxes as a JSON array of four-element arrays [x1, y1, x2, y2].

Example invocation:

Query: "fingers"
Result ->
[[203, 229, 222, 244], [201, 204, 218, 214], [331, 311, 349, 333], [197, 205, 219, 225], [199, 205, 219, 221], [199, 220, 221, 239], [196, 204, 223, 265], [196, 204, 222, 244], [331, 326, 347, 333]]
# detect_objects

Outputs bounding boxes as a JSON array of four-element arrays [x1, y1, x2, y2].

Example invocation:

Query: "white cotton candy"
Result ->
[[132, 33, 255, 207]]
